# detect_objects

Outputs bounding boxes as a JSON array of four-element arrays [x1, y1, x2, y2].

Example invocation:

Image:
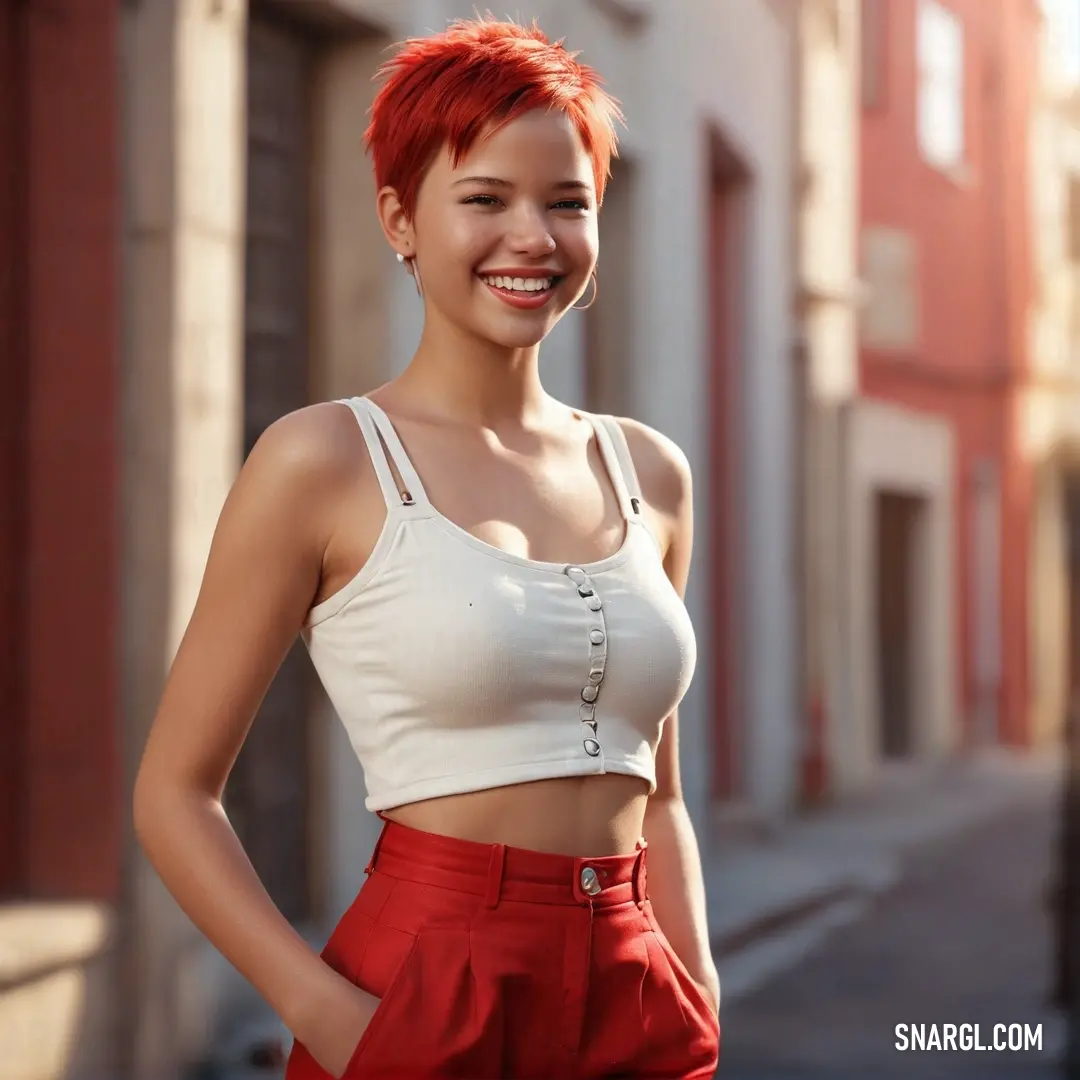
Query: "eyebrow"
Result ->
[[452, 176, 593, 192]]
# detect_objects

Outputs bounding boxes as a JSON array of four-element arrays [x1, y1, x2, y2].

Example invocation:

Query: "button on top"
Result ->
[[568, 567, 608, 768]]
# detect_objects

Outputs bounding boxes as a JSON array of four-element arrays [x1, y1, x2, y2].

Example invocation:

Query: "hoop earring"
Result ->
[[572, 271, 598, 311], [396, 251, 423, 297]]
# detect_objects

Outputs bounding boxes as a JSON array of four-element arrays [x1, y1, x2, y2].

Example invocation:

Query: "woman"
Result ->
[[134, 16, 720, 1080]]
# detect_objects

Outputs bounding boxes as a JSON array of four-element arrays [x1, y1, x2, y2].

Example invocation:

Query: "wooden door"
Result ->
[[876, 491, 921, 759], [227, 8, 315, 924], [707, 131, 749, 802]]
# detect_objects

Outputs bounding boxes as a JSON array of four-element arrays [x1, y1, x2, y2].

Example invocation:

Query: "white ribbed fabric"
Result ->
[[302, 397, 697, 812]]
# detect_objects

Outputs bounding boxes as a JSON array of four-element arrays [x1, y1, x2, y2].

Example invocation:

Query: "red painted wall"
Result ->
[[860, 0, 1038, 745], [1, 0, 122, 900]]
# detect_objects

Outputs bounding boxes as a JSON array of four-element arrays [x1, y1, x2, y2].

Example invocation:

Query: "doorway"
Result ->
[[584, 156, 636, 417], [969, 459, 1001, 744], [875, 491, 924, 759], [226, 6, 316, 925], [707, 127, 750, 802]]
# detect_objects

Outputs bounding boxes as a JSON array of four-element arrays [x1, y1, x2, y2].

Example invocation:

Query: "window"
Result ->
[[860, 226, 920, 350], [1041, 0, 1080, 86], [916, 0, 964, 170]]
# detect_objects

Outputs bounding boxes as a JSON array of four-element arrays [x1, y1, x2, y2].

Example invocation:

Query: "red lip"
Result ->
[[478, 274, 559, 310]]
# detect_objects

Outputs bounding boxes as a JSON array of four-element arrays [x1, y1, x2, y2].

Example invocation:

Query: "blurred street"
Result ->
[[717, 787, 1063, 1079]]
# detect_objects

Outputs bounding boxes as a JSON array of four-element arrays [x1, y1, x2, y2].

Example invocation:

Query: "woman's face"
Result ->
[[407, 108, 599, 350]]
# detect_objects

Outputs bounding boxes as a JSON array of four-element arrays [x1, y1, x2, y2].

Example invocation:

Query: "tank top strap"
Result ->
[[336, 401, 425, 509], [357, 397, 430, 508], [335, 398, 403, 508], [590, 415, 643, 519]]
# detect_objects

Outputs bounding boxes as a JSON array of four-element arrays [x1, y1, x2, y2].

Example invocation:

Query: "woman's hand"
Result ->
[[296, 975, 382, 1079]]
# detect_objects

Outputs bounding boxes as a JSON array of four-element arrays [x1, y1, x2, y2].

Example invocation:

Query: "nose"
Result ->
[[506, 204, 557, 256]]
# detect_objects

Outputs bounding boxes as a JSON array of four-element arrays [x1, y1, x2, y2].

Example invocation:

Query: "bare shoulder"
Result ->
[[240, 401, 366, 498], [245, 400, 362, 482], [220, 400, 368, 552], [610, 416, 692, 520]]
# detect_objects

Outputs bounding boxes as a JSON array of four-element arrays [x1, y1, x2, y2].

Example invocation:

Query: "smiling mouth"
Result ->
[[477, 272, 564, 310], [478, 273, 561, 294]]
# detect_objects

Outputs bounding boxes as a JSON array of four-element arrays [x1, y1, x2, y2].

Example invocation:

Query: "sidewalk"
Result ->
[[715, 781, 1065, 1079], [706, 747, 1063, 985]]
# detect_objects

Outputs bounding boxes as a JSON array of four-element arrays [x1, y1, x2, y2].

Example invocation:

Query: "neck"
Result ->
[[393, 314, 554, 428]]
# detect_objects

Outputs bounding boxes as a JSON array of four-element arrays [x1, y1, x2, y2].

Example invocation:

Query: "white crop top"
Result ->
[[301, 397, 697, 812]]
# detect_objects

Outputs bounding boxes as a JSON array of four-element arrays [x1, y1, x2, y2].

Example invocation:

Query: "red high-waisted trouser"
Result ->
[[285, 817, 720, 1079]]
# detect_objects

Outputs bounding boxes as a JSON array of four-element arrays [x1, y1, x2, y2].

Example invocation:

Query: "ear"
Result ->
[[376, 186, 415, 260]]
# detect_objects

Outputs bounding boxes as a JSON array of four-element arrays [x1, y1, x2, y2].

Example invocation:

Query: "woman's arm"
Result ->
[[643, 721, 720, 1011], [132, 405, 377, 1078], [619, 418, 721, 1013]]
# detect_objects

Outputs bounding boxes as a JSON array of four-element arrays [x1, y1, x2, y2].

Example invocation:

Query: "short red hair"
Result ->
[[364, 16, 623, 217]]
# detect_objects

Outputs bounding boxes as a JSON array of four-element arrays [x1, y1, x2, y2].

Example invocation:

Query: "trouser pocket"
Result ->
[[344, 919, 497, 1078], [340, 925, 418, 1074], [639, 904, 721, 1072]]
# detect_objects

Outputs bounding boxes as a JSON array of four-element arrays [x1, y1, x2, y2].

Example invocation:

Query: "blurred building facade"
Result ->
[[791, 0, 862, 805], [841, 0, 1040, 793], [795, 0, 1068, 801], [793, 0, 978, 806]]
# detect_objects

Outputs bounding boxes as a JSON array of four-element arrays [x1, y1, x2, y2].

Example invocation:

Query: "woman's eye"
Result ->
[[462, 195, 590, 212]]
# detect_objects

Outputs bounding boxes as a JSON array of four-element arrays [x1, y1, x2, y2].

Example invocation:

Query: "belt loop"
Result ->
[[485, 843, 506, 908], [364, 814, 390, 876], [632, 838, 648, 906]]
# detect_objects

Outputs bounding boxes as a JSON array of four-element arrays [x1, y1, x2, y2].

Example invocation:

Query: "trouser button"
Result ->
[[580, 866, 602, 895]]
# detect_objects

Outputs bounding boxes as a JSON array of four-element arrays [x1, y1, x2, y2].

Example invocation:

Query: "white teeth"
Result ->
[[482, 275, 554, 293]]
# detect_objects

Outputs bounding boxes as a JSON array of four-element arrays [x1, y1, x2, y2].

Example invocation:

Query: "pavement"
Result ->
[[714, 778, 1066, 1078], [706, 746, 1064, 1005]]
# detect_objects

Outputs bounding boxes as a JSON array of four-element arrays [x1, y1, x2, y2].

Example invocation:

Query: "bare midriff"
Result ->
[[382, 772, 652, 858]]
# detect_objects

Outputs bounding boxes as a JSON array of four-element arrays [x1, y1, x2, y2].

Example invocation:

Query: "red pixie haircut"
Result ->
[[364, 16, 623, 218]]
